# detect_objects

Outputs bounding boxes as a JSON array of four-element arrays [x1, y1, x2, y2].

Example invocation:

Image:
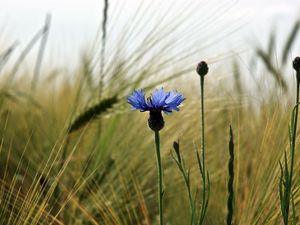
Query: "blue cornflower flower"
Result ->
[[127, 88, 185, 131], [127, 88, 185, 114]]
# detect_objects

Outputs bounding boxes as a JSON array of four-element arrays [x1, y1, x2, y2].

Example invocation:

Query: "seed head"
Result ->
[[196, 61, 209, 77], [293, 56, 300, 72]]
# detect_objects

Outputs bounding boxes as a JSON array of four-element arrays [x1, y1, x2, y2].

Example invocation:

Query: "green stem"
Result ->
[[290, 74, 299, 182], [281, 72, 300, 225], [181, 166, 195, 225], [154, 131, 164, 225], [227, 126, 234, 225], [172, 142, 195, 225], [199, 75, 207, 224], [287, 73, 300, 223], [187, 181, 195, 225], [200, 76, 205, 178]]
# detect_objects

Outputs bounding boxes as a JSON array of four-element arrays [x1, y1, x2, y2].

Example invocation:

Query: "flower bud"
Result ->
[[293, 56, 300, 72], [148, 110, 165, 131], [173, 141, 181, 163], [196, 61, 209, 77]]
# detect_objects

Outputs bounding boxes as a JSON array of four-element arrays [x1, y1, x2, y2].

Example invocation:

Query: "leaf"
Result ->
[[282, 20, 300, 65], [256, 49, 288, 91]]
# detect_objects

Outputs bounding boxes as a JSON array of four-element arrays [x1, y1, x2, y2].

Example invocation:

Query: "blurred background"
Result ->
[[1, 1, 300, 225], [1, 0, 299, 70]]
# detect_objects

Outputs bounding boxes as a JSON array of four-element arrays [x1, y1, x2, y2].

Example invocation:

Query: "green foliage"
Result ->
[[1, 2, 300, 225], [172, 140, 196, 225], [279, 65, 300, 225]]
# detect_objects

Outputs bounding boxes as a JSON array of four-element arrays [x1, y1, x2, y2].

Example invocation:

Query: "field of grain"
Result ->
[[1, 1, 300, 224]]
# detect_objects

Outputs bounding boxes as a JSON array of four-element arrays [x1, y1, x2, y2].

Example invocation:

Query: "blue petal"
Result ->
[[127, 89, 149, 111], [164, 91, 185, 112], [150, 88, 168, 109]]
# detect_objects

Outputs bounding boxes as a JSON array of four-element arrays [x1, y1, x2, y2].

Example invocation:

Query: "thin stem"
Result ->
[[227, 126, 234, 225], [199, 75, 208, 224], [290, 74, 299, 182], [172, 142, 195, 225], [200, 76, 205, 177], [287, 73, 300, 223], [186, 174, 196, 225], [179, 164, 195, 224], [154, 131, 164, 225]]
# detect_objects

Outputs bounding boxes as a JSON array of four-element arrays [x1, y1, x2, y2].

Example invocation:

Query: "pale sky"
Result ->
[[0, 0, 299, 70]]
